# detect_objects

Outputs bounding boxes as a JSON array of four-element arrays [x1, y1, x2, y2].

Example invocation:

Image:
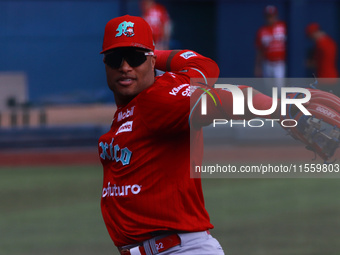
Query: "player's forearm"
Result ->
[[155, 50, 220, 79], [154, 50, 181, 71], [190, 87, 281, 128], [241, 88, 281, 119]]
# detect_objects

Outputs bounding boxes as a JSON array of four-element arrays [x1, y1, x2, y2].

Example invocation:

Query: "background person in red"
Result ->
[[141, 0, 171, 50], [306, 22, 339, 96], [254, 5, 287, 79]]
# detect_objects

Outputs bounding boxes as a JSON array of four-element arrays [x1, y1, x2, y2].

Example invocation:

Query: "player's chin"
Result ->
[[116, 86, 140, 99]]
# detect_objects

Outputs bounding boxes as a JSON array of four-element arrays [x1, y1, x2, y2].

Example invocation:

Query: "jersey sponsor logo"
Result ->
[[169, 83, 190, 96], [316, 106, 336, 118], [102, 182, 141, 197], [118, 106, 135, 122], [180, 51, 197, 59], [116, 21, 135, 37], [99, 138, 132, 166], [190, 85, 199, 94], [116, 121, 133, 135]]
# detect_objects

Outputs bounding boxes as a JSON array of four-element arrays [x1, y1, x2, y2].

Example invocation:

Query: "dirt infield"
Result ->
[[0, 145, 332, 167], [0, 104, 116, 128], [203, 144, 328, 162]]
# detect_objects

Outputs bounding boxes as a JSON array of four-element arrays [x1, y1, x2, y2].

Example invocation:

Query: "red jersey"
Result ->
[[143, 3, 170, 43], [256, 21, 286, 61], [314, 34, 339, 78], [99, 51, 219, 246]]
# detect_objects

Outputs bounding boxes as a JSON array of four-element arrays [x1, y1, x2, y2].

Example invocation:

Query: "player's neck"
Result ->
[[115, 97, 135, 108], [267, 19, 278, 26]]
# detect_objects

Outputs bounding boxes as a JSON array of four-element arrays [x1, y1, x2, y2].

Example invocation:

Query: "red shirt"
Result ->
[[256, 21, 286, 61], [143, 3, 170, 43], [314, 34, 338, 78], [99, 51, 219, 246]]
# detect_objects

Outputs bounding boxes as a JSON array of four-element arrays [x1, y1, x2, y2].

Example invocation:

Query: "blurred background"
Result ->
[[0, 0, 339, 107], [1, 0, 340, 255]]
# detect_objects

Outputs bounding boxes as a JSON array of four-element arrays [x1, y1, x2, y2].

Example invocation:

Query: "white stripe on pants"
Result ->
[[160, 231, 225, 255]]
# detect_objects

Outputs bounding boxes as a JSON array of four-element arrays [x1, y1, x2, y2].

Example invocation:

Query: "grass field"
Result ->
[[1, 165, 340, 255]]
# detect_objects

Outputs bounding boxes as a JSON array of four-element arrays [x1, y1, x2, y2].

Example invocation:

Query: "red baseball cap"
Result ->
[[100, 15, 155, 54], [264, 5, 278, 15], [305, 22, 320, 36]]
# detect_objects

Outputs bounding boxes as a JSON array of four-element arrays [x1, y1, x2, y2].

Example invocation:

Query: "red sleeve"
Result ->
[[189, 85, 248, 127], [155, 50, 220, 87], [189, 85, 276, 127], [140, 50, 220, 132], [279, 21, 287, 30], [317, 37, 330, 52]]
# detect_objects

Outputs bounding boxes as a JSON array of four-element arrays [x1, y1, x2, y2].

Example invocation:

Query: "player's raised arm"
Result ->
[[190, 83, 340, 162], [136, 49, 221, 133], [154, 49, 220, 85], [189, 84, 282, 128], [153, 50, 282, 126]]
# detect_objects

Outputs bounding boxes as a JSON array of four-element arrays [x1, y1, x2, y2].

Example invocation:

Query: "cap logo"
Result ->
[[116, 21, 135, 37]]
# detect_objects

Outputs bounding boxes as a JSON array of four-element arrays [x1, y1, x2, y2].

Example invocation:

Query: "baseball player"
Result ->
[[141, 0, 171, 50], [254, 5, 287, 79], [305, 22, 339, 96], [98, 15, 340, 255], [99, 15, 223, 255]]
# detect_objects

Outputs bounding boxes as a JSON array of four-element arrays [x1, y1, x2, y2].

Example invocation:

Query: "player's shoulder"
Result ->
[[324, 34, 336, 43], [134, 73, 190, 122], [138, 72, 191, 104], [318, 35, 336, 48], [153, 72, 191, 97], [275, 21, 286, 28], [256, 25, 269, 36], [154, 3, 168, 13]]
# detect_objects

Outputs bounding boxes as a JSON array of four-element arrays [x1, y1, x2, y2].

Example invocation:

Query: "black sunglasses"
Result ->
[[104, 48, 154, 69]]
